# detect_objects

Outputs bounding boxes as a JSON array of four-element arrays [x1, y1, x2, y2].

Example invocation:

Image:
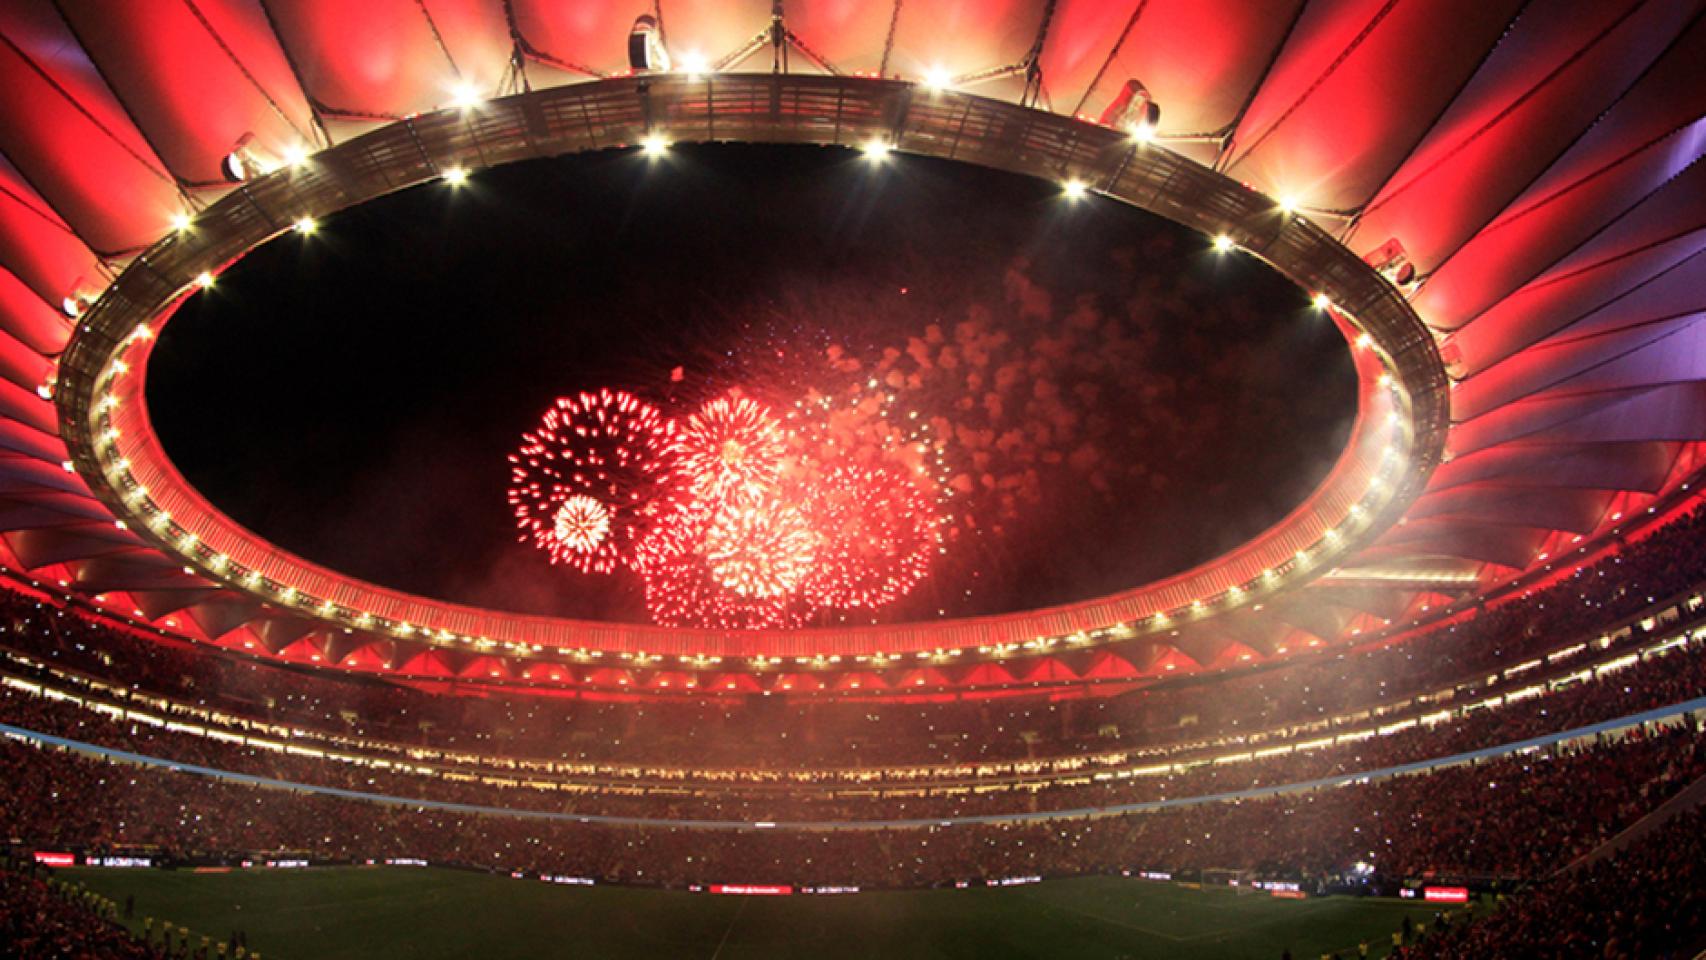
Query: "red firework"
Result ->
[[801, 463, 941, 609], [668, 395, 787, 501], [552, 494, 612, 554], [781, 384, 952, 515], [507, 389, 676, 574], [705, 489, 818, 599], [636, 501, 809, 629], [629, 496, 705, 576], [508, 382, 951, 628]]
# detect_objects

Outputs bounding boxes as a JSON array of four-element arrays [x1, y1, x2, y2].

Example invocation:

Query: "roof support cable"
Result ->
[[947, 0, 1058, 107], [1213, 0, 1312, 172], [254, 0, 337, 147], [713, 1, 841, 76], [1069, 0, 1151, 119], [1396, 5, 1706, 279], [0, 28, 183, 196], [179, 0, 316, 149], [413, 0, 462, 82], [878, 0, 902, 78], [495, 0, 603, 80], [1224, 0, 1403, 172]]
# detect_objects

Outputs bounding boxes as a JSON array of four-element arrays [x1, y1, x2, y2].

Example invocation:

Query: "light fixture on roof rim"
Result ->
[[677, 51, 709, 79], [628, 14, 671, 73], [220, 132, 270, 183], [1363, 237, 1418, 288], [448, 81, 482, 111], [60, 287, 95, 319], [1099, 79, 1161, 141]]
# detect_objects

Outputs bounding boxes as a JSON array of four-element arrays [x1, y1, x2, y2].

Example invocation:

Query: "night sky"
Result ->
[[147, 144, 1355, 625]]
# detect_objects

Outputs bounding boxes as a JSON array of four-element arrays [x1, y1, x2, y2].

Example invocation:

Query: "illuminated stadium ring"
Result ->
[[56, 75, 1446, 666]]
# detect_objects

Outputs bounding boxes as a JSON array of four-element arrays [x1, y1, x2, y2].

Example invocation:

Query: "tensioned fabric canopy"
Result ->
[[0, 0, 1702, 690]]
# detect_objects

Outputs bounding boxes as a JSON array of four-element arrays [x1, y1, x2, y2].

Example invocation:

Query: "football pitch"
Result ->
[[66, 866, 1453, 959]]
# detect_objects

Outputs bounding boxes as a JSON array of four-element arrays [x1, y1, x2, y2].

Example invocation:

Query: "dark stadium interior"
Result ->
[[0, 2, 1703, 959]]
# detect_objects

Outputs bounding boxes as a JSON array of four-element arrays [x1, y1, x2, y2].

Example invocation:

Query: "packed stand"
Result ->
[[2, 712, 1701, 888], [1391, 806, 1706, 959], [2, 622, 1702, 822], [0, 498, 1703, 780], [0, 853, 160, 959]]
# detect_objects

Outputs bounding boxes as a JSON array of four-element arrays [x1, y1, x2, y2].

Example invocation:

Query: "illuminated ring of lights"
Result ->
[[56, 74, 1446, 667]]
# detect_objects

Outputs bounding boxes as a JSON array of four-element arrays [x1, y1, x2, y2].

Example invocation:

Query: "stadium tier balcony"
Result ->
[[2, 718, 1701, 889], [1389, 807, 1706, 959], [4, 501, 1705, 779], [1, 484, 1704, 892], [2, 617, 1703, 822]]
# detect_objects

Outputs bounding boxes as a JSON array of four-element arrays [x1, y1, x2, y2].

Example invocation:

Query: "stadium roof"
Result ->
[[0, 0, 1701, 692]]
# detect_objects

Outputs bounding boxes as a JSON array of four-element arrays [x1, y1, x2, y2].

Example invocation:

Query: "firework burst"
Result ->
[[552, 494, 612, 554], [667, 395, 787, 501], [507, 389, 675, 574], [781, 382, 952, 510], [637, 502, 809, 628], [511, 382, 954, 627], [705, 489, 818, 599], [801, 463, 940, 609]]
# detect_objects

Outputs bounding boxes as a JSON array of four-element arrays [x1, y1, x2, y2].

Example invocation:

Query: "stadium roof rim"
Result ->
[[56, 75, 1444, 665]]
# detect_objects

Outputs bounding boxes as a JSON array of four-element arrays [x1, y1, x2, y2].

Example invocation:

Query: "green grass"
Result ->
[[64, 866, 1454, 960]]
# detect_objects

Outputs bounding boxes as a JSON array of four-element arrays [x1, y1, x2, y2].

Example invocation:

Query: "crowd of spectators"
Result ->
[[0, 502, 1700, 953], [1144, 500, 1706, 744], [0, 855, 159, 959], [0, 502, 1699, 837], [1, 498, 1703, 782], [1392, 807, 1706, 959], [2, 620, 1701, 822], [3, 717, 1701, 888]]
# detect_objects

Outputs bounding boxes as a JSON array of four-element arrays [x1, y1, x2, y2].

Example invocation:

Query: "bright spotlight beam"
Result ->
[[449, 82, 481, 111], [640, 134, 671, 158], [678, 53, 709, 79]]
